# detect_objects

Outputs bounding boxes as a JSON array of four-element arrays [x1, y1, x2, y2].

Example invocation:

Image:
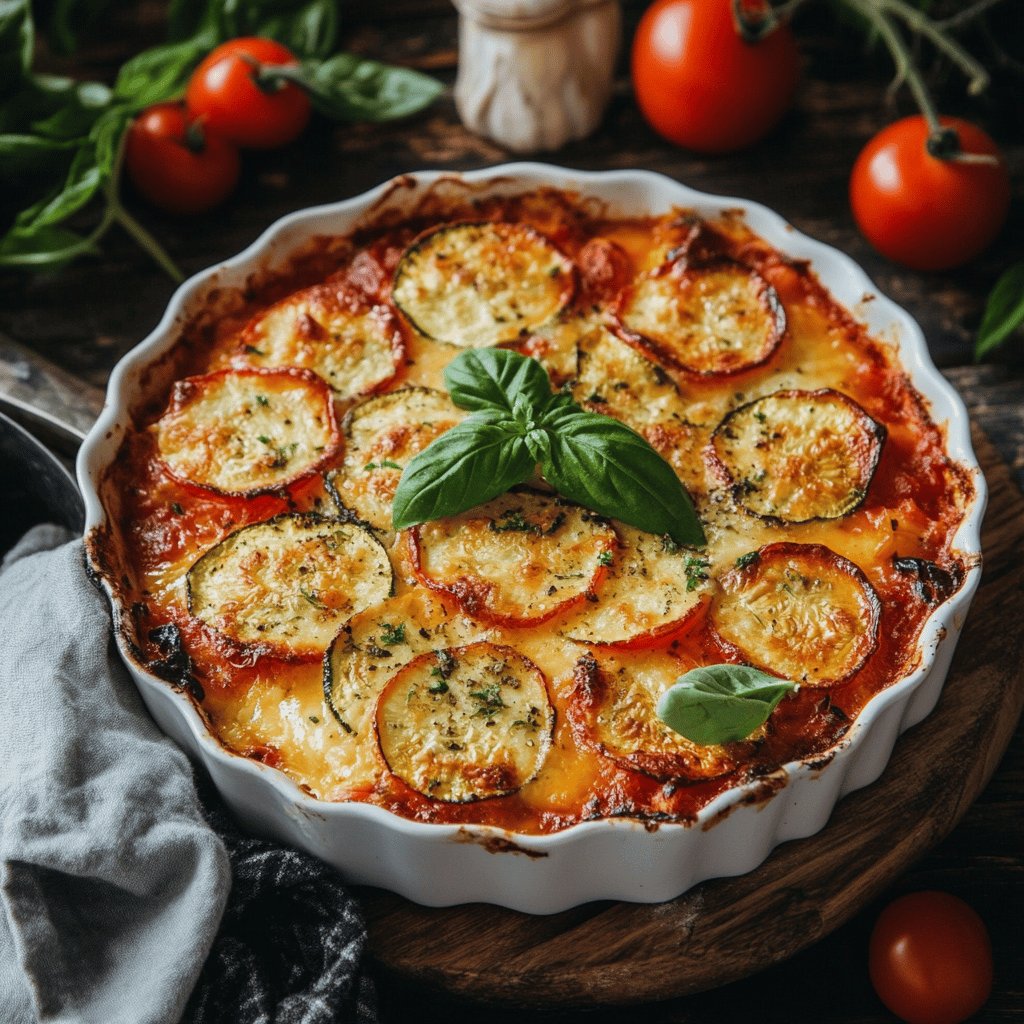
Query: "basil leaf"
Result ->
[[30, 79, 111, 139], [299, 54, 443, 123], [975, 262, 1024, 361], [391, 419, 535, 530], [12, 144, 103, 233], [112, 35, 212, 108], [443, 348, 553, 417], [656, 665, 796, 746], [0, 223, 95, 267], [253, 1, 339, 59], [539, 406, 706, 547]]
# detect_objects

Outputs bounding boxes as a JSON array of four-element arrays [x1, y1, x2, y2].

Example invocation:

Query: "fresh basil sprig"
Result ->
[[0, 0, 442, 277], [656, 664, 796, 746], [391, 348, 706, 547]]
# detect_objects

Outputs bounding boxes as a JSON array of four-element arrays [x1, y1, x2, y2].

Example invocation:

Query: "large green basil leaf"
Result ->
[[656, 665, 796, 746], [443, 348, 554, 417], [301, 54, 444, 123], [539, 406, 706, 547], [391, 418, 534, 530]]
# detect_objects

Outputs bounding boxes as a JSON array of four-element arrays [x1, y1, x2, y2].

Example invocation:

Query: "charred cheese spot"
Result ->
[[237, 282, 402, 398], [567, 650, 743, 780], [410, 491, 617, 627], [392, 222, 574, 347], [326, 387, 464, 532], [324, 588, 492, 743], [155, 368, 340, 496], [187, 513, 392, 659], [617, 259, 785, 376], [376, 642, 554, 802], [709, 389, 885, 523], [556, 525, 708, 648], [710, 542, 880, 685]]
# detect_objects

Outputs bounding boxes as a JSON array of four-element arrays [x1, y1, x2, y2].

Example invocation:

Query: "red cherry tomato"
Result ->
[[850, 115, 1011, 272], [869, 891, 993, 1024], [124, 103, 241, 216], [631, 0, 801, 153], [185, 37, 311, 150]]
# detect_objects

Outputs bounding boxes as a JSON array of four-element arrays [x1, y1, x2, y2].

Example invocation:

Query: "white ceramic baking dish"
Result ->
[[79, 165, 985, 914]]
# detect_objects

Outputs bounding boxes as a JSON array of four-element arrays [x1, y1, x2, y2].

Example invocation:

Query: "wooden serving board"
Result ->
[[358, 426, 1024, 1007]]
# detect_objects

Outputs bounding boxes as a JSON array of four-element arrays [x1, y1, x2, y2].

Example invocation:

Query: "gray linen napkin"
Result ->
[[0, 527, 230, 1024]]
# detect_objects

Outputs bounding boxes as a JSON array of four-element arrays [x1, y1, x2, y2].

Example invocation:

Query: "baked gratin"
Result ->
[[91, 186, 973, 835]]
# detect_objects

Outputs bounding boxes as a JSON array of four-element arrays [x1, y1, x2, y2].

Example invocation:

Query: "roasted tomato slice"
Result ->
[[155, 367, 340, 496], [615, 258, 785, 376], [236, 281, 404, 399], [326, 387, 464, 533], [555, 524, 709, 649], [710, 542, 881, 686], [187, 513, 392, 659], [409, 490, 616, 628], [567, 649, 748, 781], [375, 642, 554, 802], [391, 221, 574, 348], [708, 388, 885, 523]]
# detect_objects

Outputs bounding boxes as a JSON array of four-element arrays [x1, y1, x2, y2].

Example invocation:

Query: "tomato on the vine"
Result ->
[[850, 115, 1011, 272], [631, 0, 801, 153], [186, 37, 311, 150], [869, 891, 993, 1024], [124, 103, 240, 216]]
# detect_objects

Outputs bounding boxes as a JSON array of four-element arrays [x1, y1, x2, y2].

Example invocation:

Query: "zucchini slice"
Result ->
[[616, 259, 785, 376], [709, 542, 880, 685], [326, 387, 464, 532], [187, 513, 392, 659], [375, 642, 554, 802], [236, 282, 403, 399], [155, 368, 340, 496], [324, 588, 491, 740], [708, 388, 885, 523], [567, 650, 744, 781], [409, 491, 617, 627], [391, 222, 574, 348], [555, 524, 709, 648]]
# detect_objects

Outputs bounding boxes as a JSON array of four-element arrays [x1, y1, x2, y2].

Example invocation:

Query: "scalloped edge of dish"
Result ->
[[78, 164, 985, 914]]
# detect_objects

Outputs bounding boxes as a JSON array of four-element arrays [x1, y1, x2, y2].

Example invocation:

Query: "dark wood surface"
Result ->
[[2, 3, 1022, 1021]]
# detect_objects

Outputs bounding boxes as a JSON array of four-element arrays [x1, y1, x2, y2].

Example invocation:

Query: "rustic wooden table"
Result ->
[[2, 3, 1021, 1021]]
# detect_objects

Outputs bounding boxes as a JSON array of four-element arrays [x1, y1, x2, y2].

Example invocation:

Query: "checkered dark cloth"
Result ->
[[183, 777, 379, 1024]]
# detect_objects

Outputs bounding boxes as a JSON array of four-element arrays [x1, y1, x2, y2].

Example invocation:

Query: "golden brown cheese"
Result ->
[[97, 188, 973, 834], [155, 368, 339, 495], [392, 222, 574, 347], [237, 281, 402, 398], [376, 642, 554, 802], [187, 513, 392, 658]]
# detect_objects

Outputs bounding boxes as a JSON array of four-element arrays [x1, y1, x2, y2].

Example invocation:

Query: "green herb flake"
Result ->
[[598, 550, 614, 566], [735, 551, 760, 570], [170, 502, 184, 516], [257, 434, 271, 445], [684, 555, 711, 592], [489, 509, 541, 535], [255, 394, 270, 407], [244, 345, 265, 357], [469, 683, 507, 718], [379, 622, 406, 646]]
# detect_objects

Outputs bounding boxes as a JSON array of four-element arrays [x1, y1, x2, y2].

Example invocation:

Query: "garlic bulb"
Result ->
[[453, 0, 622, 154]]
